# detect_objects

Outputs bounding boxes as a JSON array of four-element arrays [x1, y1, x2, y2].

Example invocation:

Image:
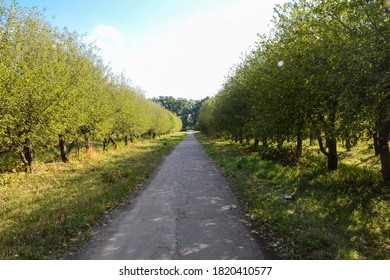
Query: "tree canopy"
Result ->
[[0, 2, 182, 171], [152, 96, 208, 130], [198, 0, 389, 182]]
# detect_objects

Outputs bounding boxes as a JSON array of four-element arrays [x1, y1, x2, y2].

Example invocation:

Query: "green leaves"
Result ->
[[152, 96, 204, 130], [0, 2, 181, 170], [198, 0, 389, 180]]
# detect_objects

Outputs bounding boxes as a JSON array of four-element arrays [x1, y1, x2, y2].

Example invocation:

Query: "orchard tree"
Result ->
[[0, 2, 183, 172], [0, 4, 75, 170], [197, 0, 389, 181]]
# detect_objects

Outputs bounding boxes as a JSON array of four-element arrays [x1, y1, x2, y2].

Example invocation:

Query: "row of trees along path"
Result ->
[[198, 0, 389, 182], [0, 3, 182, 172]]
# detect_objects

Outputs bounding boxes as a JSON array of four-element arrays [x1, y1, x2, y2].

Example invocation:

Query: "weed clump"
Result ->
[[102, 169, 123, 184], [257, 145, 299, 166]]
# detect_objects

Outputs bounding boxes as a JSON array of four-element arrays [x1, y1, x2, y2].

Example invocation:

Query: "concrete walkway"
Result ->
[[74, 133, 269, 260]]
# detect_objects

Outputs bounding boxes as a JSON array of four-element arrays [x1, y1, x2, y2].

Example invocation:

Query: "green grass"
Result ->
[[195, 133, 390, 259], [0, 132, 186, 259]]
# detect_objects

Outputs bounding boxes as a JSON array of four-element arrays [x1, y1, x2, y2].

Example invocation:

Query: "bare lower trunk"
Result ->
[[345, 133, 352, 152], [85, 136, 90, 152], [377, 97, 390, 182], [296, 133, 303, 158], [319, 103, 338, 171], [254, 138, 259, 148], [109, 136, 117, 149], [125, 135, 129, 146], [326, 137, 338, 171], [59, 135, 69, 162], [262, 138, 268, 148], [373, 132, 380, 156], [20, 138, 33, 172], [318, 136, 338, 171], [103, 138, 107, 151], [378, 125, 390, 182]]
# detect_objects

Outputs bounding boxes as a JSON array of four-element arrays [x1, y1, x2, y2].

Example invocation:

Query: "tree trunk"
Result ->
[[125, 135, 128, 146], [318, 136, 338, 171], [85, 136, 90, 153], [58, 134, 69, 163], [322, 102, 338, 171], [377, 96, 390, 182], [296, 121, 304, 158], [103, 138, 107, 151], [318, 136, 326, 156], [326, 137, 338, 171], [296, 133, 303, 158], [254, 138, 259, 148], [378, 124, 390, 182], [109, 136, 117, 149], [262, 138, 268, 148], [345, 132, 352, 152], [373, 132, 380, 156], [20, 138, 33, 172]]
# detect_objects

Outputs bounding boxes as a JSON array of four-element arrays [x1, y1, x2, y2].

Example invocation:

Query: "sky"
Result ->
[[4, 0, 289, 100]]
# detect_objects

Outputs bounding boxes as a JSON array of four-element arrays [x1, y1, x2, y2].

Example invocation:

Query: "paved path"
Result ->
[[74, 133, 269, 260]]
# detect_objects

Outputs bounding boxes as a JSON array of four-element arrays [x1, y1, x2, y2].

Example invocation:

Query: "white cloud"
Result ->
[[85, 25, 127, 70], [87, 0, 288, 99]]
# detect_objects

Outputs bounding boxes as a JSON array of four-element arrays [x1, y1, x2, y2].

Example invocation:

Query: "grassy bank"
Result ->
[[195, 133, 389, 259], [0, 132, 186, 259]]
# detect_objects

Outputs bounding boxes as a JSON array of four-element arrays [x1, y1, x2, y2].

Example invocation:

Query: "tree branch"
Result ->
[[318, 136, 329, 157], [357, 0, 385, 38]]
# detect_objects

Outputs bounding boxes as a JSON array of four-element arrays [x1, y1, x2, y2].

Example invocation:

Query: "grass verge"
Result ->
[[0, 132, 186, 259], [195, 133, 389, 259]]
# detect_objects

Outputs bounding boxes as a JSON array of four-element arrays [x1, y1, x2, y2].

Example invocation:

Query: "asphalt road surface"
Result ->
[[74, 133, 269, 260]]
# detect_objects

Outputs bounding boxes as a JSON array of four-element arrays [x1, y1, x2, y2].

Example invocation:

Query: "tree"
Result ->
[[197, 0, 389, 181], [152, 96, 207, 130], [0, 2, 183, 172], [0, 4, 75, 170]]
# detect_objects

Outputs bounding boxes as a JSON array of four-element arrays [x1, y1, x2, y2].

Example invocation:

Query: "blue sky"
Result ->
[[4, 0, 289, 99], [10, 0, 233, 34]]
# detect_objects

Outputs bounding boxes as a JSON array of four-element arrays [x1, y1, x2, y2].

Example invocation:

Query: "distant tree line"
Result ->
[[0, 2, 182, 172], [197, 0, 389, 182], [151, 96, 209, 130]]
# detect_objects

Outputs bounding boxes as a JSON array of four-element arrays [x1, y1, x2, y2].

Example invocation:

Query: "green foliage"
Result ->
[[198, 0, 389, 181], [0, 2, 182, 171], [257, 145, 299, 166], [152, 96, 207, 130], [102, 169, 123, 184]]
